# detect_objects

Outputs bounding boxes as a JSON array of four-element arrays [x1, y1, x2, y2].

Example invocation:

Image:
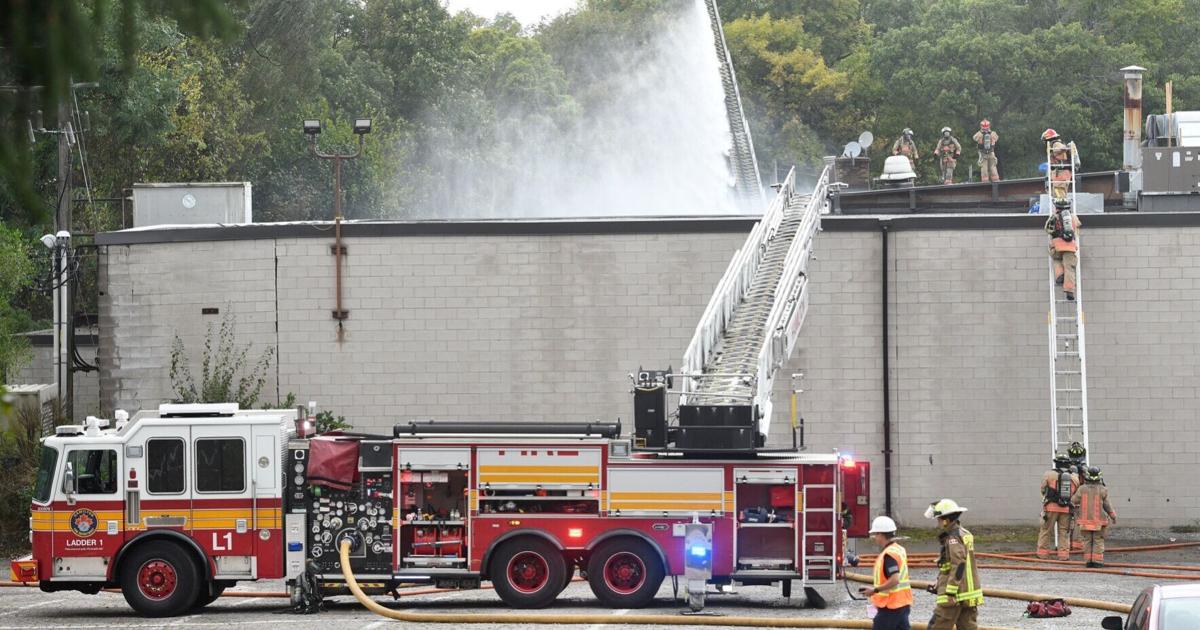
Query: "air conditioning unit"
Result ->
[[4, 383, 58, 435], [132, 182, 252, 227]]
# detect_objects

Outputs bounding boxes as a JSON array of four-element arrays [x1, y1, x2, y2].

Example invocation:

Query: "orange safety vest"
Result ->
[[872, 542, 914, 609], [1077, 484, 1112, 531]]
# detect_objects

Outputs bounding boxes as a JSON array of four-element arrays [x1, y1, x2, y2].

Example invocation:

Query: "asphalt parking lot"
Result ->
[[2, 535, 1195, 629]]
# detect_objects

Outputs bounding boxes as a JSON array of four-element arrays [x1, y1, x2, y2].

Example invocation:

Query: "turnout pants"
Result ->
[[1082, 527, 1107, 563], [978, 153, 999, 182], [931, 604, 978, 630], [872, 605, 911, 630], [1050, 246, 1078, 291], [940, 157, 957, 184], [1037, 509, 1071, 559]]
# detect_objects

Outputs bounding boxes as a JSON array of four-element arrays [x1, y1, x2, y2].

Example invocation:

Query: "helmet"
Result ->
[[903, 128, 913, 137], [868, 515, 899, 535], [1085, 466, 1102, 482], [1042, 128, 1060, 142], [1068, 442, 1086, 459], [979, 119, 991, 129], [924, 498, 968, 519], [941, 127, 951, 134], [1053, 452, 1071, 469]]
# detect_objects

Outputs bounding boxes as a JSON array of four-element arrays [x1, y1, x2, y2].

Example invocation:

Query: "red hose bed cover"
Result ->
[[308, 437, 359, 490]]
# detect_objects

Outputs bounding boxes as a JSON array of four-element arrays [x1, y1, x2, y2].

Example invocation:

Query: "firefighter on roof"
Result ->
[[1071, 466, 1117, 567], [925, 499, 983, 630], [1037, 453, 1079, 559], [972, 120, 1000, 182], [861, 516, 913, 630], [892, 128, 919, 165], [933, 127, 962, 184]]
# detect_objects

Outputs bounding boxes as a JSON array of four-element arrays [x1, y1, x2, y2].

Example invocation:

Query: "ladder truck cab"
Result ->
[[12, 406, 871, 616], [11, 403, 298, 617]]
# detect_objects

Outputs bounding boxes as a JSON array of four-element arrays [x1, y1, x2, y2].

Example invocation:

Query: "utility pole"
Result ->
[[56, 100, 74, 233]]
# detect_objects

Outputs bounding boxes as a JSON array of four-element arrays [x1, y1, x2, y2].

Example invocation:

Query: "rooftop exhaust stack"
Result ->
[[1122, 65, 1146, 171]]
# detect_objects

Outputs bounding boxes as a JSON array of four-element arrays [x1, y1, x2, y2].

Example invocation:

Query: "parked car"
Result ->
[[1103, 584, 1200, 629]]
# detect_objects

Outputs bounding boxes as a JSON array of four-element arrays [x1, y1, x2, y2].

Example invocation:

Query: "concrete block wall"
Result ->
[[9, 342, 101, 421], [94, 217, 1200, 527]]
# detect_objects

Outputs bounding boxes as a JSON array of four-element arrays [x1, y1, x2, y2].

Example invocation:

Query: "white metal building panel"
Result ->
[[608, 467, 726, 514]]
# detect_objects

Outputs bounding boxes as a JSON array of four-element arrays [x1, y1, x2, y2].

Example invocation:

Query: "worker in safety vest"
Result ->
[[1045, 199, 1082, 301], [925, 499, 983, 630], [892, 128, 919, 166], [972, 120, 1000, 182], [860, 516, 913, 630], [1037, 453, 1079, 560], [1071, 467, 1117, 567], [933, 127, 963, 184]]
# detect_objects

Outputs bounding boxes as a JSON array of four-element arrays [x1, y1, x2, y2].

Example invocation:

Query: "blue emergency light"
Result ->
[[690, 545, 708, 557]]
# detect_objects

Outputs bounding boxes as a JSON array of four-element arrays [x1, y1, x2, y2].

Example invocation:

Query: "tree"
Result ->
[[0, 225, 35, 381], [0, 0, 239, 223]]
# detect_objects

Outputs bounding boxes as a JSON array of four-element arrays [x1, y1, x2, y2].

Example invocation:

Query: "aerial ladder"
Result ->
[[1045, 137, 1090, 463], [633, 166, 830, 453]]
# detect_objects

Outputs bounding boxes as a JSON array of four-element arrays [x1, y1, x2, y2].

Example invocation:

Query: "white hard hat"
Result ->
[[868, 515, 898, 534]]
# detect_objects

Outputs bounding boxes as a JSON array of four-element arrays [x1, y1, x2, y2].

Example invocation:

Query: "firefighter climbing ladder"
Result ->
[[1046, 141, 1090, 460], [681, 166, 830, 439]]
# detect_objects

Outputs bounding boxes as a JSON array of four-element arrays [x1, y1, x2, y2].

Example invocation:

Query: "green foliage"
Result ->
[[314, 410, 351, 434], [0, 225, 35, 381], [169, 314, 275, 408], [0, 401, 59, 549]]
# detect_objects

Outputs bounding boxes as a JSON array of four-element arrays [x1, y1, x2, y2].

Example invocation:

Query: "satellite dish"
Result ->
[[858, 131, 874, 149], [843, 141, 862, 158]]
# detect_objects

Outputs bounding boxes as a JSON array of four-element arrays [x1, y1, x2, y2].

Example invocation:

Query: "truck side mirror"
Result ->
[[63, 462, 76, 505]]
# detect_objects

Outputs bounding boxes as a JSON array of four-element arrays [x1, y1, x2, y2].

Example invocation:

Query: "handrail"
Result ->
[[680, 167, 797, 405], [752, 166, 830, 432]]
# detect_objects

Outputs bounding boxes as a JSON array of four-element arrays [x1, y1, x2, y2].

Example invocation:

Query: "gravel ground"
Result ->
[[1, 533, 1195, 629]]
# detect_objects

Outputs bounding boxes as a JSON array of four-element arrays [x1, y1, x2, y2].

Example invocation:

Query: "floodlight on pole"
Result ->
[[352, 119, 372, 135], [303, 119, 322, 136]]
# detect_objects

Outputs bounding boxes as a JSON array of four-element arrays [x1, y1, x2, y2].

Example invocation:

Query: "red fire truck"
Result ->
[[11, 403, 869, 617]]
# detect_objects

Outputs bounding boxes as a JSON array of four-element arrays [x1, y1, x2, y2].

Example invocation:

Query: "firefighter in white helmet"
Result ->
[[925, 499, 983, 630], [859, 516, 913, 629]]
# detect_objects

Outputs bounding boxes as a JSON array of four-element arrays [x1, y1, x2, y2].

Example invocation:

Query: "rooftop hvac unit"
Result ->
[[4, 383, 58, 436], [132, 182, 252, 227]]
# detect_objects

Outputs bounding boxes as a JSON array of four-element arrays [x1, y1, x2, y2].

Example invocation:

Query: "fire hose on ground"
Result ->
[[336, 540, 1080, 630], [842, 572, 1131, 614]]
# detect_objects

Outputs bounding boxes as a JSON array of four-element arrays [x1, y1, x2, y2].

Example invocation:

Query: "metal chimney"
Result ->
[[1122, 65, 1146, 171]]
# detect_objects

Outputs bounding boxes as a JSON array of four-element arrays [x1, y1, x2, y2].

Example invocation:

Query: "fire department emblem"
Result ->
[[70, 508, 98, 538]]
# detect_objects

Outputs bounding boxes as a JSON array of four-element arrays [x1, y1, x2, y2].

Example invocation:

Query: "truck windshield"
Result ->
[[33, 447, 58, 504]]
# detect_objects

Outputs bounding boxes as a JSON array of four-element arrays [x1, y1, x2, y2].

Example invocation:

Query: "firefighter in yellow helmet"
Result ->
[[1037, 453, 1078, 560], [925, 499, 983, 630], [859, 516, 913, 630], [1071, 467, 1117, 567]]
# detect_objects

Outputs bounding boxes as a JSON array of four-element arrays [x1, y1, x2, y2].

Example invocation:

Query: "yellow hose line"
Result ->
[[338, 542, 1024, 629], [844, 573, 1131, 614]]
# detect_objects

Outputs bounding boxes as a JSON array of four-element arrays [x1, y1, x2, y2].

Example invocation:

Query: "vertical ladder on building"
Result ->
[[1046, 138, 1089, 460]]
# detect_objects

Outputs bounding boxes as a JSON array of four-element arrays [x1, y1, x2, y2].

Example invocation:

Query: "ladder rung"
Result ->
[[1056, 388, 1081, 392], [1057, 406, 1084, 411], [1058, 424, 1085, 428], [1055, 370, 1081, 375], [1057, 352, 1080, 357]]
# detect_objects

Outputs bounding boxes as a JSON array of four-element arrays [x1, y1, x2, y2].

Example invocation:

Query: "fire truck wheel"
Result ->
[[119, 541, 202, 617], [489, 538, 567, 609], [586, 538, 665, 608]]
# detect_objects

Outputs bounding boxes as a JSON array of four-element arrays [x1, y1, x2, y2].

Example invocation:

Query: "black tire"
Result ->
[[119, 541, 202, 617], [559, 565, 574, 595], [586, 538, 665, 608], [489, 538, 567, 609], [193, 580, 228, 608]]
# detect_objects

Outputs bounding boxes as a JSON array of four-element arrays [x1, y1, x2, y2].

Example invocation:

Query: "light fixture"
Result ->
[[352, 118, 372, 135], [40, 234, 56, 249], [303, 119, 322, 136]]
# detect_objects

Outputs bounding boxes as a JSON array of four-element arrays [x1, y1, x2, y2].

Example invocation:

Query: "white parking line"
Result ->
[[0, 599, 66, 617]]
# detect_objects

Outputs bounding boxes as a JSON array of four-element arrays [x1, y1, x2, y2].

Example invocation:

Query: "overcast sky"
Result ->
[[445, 0, 577, 25]]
